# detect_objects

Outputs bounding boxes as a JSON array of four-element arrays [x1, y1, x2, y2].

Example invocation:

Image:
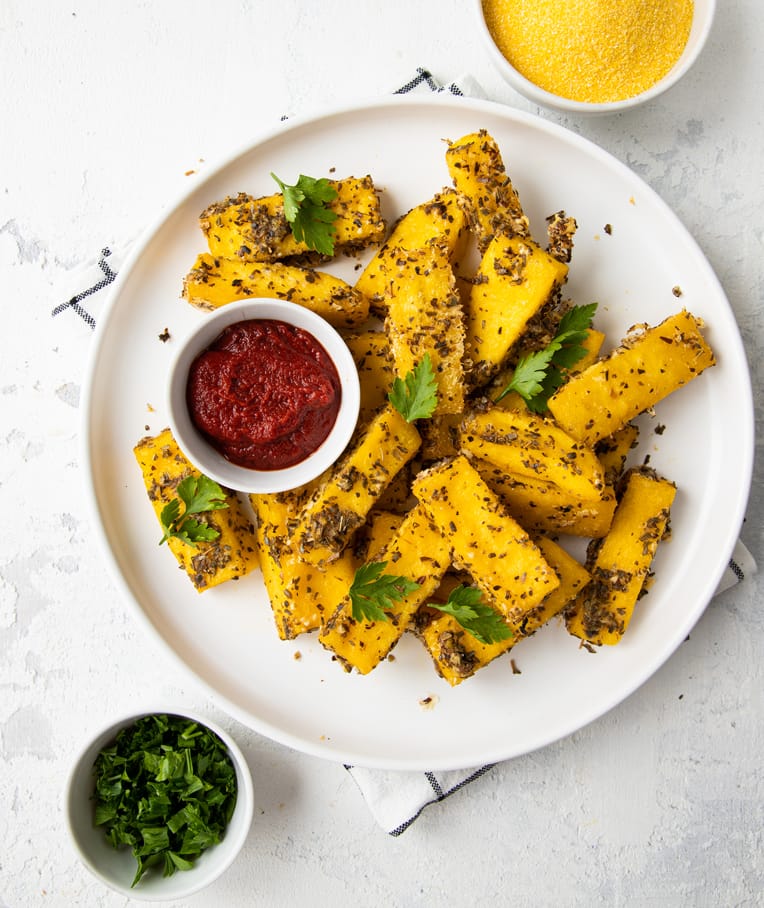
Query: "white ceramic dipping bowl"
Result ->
[[167, 298, 360, 494], [474, 0, 716, 115], [64, 708, 254, 901]]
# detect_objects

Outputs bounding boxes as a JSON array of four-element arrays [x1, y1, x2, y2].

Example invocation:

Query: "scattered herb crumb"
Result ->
[[418, 695, 439, 711], [672, 285, 683, 297], [510, 659, 522, 675], [654, 423, 666, 436], [604, 223, 612, 235], [158, 328, 171, 343]]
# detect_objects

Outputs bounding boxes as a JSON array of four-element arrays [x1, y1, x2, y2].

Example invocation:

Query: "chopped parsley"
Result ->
[[92, 714, 238, 887]]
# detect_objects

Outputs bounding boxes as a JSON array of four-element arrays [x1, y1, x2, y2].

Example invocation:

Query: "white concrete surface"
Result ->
[[1, 1, 762, 905]]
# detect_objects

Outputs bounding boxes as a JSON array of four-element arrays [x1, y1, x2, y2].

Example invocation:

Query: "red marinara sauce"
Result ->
[[186, 318, 341, 471]]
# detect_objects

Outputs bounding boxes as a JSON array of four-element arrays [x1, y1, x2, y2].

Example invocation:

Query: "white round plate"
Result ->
[[82, 95, 753, 771]]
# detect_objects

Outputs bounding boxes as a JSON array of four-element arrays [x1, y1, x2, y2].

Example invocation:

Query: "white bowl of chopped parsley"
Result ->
[[64, 710, 254, 899]]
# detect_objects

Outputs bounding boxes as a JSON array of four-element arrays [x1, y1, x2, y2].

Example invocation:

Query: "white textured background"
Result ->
[[1, 1, 762, 906]]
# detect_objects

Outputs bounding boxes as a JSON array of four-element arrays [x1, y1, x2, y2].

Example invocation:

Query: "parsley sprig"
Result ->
[[159, 474, 229, 547], [270, 172, 338, 256], [428, 585, 513, 645], [388, 354, 439, 422], [495, 303, 598, 412], [92, 714, 238, 887], [349, 561, 420, 623]]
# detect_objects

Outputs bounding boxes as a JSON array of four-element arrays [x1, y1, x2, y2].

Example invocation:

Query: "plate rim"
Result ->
[[80, 93, 755, 770]]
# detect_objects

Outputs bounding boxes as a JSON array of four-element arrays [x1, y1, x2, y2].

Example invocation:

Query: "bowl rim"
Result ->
[[166, 297, 361, 494], [473, 0, 717, 114], [64, 707, 254, 900]]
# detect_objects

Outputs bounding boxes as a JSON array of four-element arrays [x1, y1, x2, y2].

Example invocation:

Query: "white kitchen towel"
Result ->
[[52, 67, 758, 836]]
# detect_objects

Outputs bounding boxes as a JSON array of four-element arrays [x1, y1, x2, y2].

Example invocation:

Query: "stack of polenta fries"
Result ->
[[135, 130, 715, 685]]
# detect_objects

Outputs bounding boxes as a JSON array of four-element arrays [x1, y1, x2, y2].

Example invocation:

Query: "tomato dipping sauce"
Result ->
[[186, 318, 341, 471]]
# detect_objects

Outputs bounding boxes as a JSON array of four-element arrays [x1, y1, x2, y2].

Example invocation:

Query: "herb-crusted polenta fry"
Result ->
[[419, 413, 462, 462], [384, 241, 466, 415], [548, 309, 716, 446], [473, 461, 617, 538], [343, 330, 394, 420], [461, 406, 606, 500], [414, 534, 590, 685], [564, 468, 677, 645], [293, 403, 422, 565], [134, 428, 258, 592], [319, 503, 451, 674], [519, 535, 592, 636], [199, 176, 385, 263], [412, 601, 516, 687], [355, 188, 469, 313], [182, 254, 369, 329], [359, 510, 406, 562], [466, 235, 569, 387], [446, 129, 530, 250], [413, 455, 560, 625], [595, 423, 640, 488], [250, 489, 357, 639]]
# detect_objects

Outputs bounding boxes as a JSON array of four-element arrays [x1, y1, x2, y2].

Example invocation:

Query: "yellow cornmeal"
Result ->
[[482, 0, 694, 103]]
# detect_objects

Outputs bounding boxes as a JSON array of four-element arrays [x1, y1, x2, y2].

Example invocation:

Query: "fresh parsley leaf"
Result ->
[[175, 474, 228, 515], [428, 585, 514, 645], [159, 498, 182, 533], [349, 561, 420, 623], [159, 474, 228, 547], [171, 520, 221, 548], [549, 341, 590, 372], [388, 353, 438, 422], [494, 303, 598, 412], [497, 346, 557, 401], [92, 714, 238, 887], [270, 172, 338, 256], [556, 301, 598, 337]]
